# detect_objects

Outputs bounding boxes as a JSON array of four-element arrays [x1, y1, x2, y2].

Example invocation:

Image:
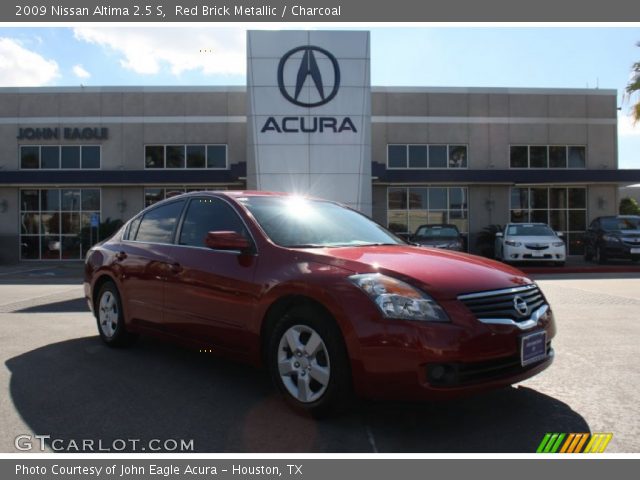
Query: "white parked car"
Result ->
[[495, 223, 566, 266]]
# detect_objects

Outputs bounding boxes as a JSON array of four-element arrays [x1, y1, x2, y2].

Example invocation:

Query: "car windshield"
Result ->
[[506, 224, 555, 236], [238, 196, 404, 248], [600, 217, 640, 231], [415, 226, 459, 238]]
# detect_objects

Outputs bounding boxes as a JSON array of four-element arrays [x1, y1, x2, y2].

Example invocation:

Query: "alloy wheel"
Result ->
[[98, 291, 119, 338], [277, 325, 331, 403]]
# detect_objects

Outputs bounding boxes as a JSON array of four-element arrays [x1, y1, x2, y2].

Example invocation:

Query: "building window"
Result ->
[[19, 188, 101, 260], [509, 145, 586, 169], [387, 186, 469, 234], [144, 145, 228, 169], [144, 186, 227, 207], [387, 144, 468, 169], [19, 146, 101, 169], [510, 186, 587, 255]]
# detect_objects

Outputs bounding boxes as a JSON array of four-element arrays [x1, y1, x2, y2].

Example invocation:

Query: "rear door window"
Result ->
[[135, 200, 185, 244]]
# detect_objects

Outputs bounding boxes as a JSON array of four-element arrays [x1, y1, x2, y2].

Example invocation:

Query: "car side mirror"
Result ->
[[205, 231, 251, 253], [556, 231, 564, 237], [495, 232, 503, 238]]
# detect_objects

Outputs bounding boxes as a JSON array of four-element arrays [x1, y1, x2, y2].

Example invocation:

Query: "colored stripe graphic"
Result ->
[[537, 433, 613, 453]]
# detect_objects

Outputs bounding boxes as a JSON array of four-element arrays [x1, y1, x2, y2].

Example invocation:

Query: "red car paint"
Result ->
[[84, 191, 555, 401]]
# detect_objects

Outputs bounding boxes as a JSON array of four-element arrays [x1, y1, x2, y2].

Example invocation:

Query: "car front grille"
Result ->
[[524, 244, 549, 250], [457, 284, 546, 322]]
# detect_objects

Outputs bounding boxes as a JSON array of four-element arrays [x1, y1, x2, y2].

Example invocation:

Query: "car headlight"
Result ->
[[602, 234, 621, 243], [504, 240, 522, 247], [349, 273, 449, 322], [552, 242, 565, 247], [448, 241, 462, 249]]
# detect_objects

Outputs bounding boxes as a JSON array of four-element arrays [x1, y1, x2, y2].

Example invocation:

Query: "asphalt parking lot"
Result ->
[[0, 264, 638, 453]]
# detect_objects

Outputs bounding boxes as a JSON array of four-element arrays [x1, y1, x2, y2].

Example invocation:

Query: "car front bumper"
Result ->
[[502, 245, 566, 263], [340, 296, 557, 401]]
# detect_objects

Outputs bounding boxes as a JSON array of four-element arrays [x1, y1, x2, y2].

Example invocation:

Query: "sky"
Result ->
[[0, 26, 639, 168]]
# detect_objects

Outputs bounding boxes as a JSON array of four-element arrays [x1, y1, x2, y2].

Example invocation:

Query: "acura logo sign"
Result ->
[[277, 46, 341, 108]]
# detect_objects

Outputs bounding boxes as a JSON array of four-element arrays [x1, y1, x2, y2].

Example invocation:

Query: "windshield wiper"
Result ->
[[285, 244, 326, 248]]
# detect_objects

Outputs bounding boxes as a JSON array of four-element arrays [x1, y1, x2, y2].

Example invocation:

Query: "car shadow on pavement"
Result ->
[[5, 336, 589, 453], [14, 298, 88, 313]]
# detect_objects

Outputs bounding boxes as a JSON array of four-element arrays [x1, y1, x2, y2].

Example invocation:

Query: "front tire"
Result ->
[[595, 245, 608, 265], [267, 305, 352, 416], [95, 281, 136, 347]]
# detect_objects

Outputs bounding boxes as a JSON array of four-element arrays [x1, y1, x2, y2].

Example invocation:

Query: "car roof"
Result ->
[[416, 224, 458, 228], [506, 222, 549, 226]]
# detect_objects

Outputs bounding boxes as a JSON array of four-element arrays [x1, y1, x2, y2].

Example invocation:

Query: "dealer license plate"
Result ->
[[521, 331, 547, 367], [531, 251, 544, 257]]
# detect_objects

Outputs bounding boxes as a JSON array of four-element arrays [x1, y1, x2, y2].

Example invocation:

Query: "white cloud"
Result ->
[[618, 112, 640, 137], [0, 37, 59, 86], [73, 27, 246, 76], [72, 64, 91, 79]]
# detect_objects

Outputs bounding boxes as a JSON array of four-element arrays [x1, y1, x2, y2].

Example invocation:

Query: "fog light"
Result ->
[[430, 365, 446, 380]]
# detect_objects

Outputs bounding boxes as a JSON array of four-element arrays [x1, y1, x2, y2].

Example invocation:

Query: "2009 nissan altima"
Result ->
[[84, 191, 555, 415]]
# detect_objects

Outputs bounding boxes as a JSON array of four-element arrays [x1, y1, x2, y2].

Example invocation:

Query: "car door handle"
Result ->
[[115, 251, 127, 261], [168, 262, 182, 274]]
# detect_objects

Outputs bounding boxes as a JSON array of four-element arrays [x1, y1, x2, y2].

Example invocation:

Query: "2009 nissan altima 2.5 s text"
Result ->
[[84, 191, 555, 415]]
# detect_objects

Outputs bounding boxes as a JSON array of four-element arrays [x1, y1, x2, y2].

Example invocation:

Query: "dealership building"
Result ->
[[1, 30, 638, 263]]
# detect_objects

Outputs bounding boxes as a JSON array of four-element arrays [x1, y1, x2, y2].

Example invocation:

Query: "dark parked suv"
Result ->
[[584, 215, 640, 264]]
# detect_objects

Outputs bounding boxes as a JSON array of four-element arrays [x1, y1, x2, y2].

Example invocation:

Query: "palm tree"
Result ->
[[626, 41, 640, 124]]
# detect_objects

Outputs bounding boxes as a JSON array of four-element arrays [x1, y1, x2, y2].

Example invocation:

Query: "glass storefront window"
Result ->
[[387, 145, 407, 168], [144, 145, 228, 169], [387, 187, 469, 234], [408, 145, 428, 168], [61, 146, 80, 169], [510, 146, 528, 168], [20, 145, 99, 169], [41, 146, 60, 169], [145, 146, 164, 168], [387, 144, 468, 169], [428, 145, 447, 168], [20, 188, 100, 260], [511, 145, 585, 169], [20, 146, 39, 169], [549, 146, 567, 168], [568, 146, 586, 168], [510, 186, 587, 255]]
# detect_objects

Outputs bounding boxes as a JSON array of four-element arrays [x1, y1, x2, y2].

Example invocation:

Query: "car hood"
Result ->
[[301, 245, 531, 300], [505, 235, 560, 244]]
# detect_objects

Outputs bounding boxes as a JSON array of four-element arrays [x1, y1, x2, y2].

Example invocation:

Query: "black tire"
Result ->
[[267, 304, 353, 417], [95, 281, 137, 347], [595, 245, 608, 265]]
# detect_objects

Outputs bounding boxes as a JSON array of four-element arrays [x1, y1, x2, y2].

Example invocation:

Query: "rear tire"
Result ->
[[267, 305, 352, 417], [95, 281, 137, 347]]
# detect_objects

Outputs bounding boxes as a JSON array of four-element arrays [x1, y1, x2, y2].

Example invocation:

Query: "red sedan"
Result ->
[[84, 191, 555, 415]]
